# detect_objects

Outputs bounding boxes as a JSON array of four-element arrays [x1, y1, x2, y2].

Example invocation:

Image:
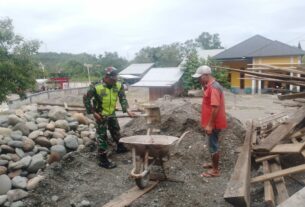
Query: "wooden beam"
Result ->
[[255, 155, 279, 163], [239, 76, 305, 87], [263, 161, 275, 207], [278, 92, 305, 100], [270, 143, 305, 154], [251, 163, 305, 184], [247, 67, 305, 75], [213, 65, 305, 82], [36, 102, 85, 108], [277, 187, 305, 207], [253, 106, 305, 152], [102, 181, 159, 207], [270, 160, 289, 204], [224, 122, 253, 207]]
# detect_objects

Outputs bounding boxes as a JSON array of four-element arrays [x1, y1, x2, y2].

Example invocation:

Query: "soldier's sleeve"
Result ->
[[118, 85, 129, 113], [83, 86, 96, 114]]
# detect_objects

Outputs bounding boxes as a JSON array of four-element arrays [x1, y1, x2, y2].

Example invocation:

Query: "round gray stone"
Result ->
[[13, 123, 30, 136], [8, 141, 23, 148], [27, 154, 45, 173], [0, 195, 7, 205], [15, 148, 25, 158], [25, 122, 38, 131], [10, 131, 23, 141], [12, 176, 27, 189], [64, 135, 79, 150], [7, 115, 22, 126], [0, 175, 12, 195], [28, 130, 43, 140], [55, 120, 69, 131], [10, 200, 25, 207], [50, 145, 67, 158], [6, 189, 28, 202]]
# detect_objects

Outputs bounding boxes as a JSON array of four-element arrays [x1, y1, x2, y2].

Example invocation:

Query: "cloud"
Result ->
[[0, 0, 304, 59]]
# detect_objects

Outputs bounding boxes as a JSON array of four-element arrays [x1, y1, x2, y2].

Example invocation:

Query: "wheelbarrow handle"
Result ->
[[174, 131, 190, 150]]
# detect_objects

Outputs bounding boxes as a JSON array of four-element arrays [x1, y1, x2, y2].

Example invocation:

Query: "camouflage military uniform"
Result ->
[[83, 81, 129, 153]]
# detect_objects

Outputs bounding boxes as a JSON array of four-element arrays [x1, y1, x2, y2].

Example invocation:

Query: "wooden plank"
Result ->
[[277, 187, 305, 207], [270, 143, 305, 154], [223, 122, 253, 207], [263, 161, 275, 207], [102, 181, 159, 207], [270, 160, 289, 204], [253, 106, 305, 152], [255, 155, 279, 163], [292, 138, 305, 160], [278, 92, 305, 100], [251, 163, 305, 184]]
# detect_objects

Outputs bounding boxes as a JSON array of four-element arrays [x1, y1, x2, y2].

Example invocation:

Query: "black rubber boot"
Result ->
[[116, 143, 128, 154], [99, 153, 117, 169]]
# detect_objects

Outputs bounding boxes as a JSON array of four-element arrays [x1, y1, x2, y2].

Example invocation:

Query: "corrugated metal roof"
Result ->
[[118, 74, 139, 79], [132, 67, 183, 87], [213, 35, 305, 60], [119, 63, 154, 75]]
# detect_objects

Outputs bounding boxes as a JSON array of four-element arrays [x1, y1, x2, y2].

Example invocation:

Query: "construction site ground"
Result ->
[[22, 89, 300, 207]]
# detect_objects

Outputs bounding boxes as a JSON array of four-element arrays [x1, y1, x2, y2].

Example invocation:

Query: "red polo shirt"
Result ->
[[201, 79, 227, 129]]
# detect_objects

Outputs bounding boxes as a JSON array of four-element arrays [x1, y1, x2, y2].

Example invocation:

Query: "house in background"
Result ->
[[119, 63, 154, 84], [132, 67, 184, 101], [213, 35, 305, 94]]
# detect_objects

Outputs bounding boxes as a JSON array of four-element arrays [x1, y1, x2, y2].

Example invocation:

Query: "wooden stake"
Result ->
[[263, 161, 275, 207], [270, 160, 289, 205]]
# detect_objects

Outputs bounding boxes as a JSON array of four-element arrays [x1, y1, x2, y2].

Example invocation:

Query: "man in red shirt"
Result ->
[[192, 65, 227, 177]]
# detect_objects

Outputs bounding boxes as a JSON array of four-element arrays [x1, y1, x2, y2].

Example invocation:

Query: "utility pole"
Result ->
[[39, 62, 46, 79], [84, 63, 93, 84]]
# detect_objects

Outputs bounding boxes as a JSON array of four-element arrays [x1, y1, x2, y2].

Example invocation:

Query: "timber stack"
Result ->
[[224, 95, 305, 207]]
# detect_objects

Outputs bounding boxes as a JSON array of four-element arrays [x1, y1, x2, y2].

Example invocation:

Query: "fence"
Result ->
[[6, 87, 89, 110]]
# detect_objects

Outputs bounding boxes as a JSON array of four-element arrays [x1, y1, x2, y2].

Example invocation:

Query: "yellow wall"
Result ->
[[231, 71, 240, 87], [254, 56, 299, 64], [221, 60, 249, 88], [253, 56, 300, 88], [223, 56, 300, 89]]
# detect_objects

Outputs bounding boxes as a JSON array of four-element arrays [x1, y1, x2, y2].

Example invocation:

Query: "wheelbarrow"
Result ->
[[119, 132, 189, 189]]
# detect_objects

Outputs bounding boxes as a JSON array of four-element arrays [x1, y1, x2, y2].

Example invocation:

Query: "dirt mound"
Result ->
[[124, 99, 245, 207], [24, 98, 245, 207]]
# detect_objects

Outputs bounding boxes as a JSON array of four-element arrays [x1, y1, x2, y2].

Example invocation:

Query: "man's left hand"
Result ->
[[205, 124, 213, 135]]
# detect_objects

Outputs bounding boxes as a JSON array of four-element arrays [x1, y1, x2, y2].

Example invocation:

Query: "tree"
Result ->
[[181, 50, 202, 91], [181, 51, 230, 93], [196, 32, 223, 49], [0, 18, 40, 102], [133, 43, 183, 67]]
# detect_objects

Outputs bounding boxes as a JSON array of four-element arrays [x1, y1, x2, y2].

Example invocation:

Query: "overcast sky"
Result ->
[[0, 0, 304, 59]]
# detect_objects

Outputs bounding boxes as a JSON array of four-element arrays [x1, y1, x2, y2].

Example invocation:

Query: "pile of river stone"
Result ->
[[0, 104, 96, 207]]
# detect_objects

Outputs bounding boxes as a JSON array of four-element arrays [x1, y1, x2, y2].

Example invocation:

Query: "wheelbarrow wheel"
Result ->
[[135, 160, 150, 189]]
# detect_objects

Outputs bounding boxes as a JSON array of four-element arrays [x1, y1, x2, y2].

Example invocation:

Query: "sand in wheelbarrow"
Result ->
[[24, 98, 245, 207]]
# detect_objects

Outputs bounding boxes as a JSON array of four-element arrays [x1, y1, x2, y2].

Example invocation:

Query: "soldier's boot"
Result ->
[[98, 153, 117, 169], [116, 143, 128, 154]]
